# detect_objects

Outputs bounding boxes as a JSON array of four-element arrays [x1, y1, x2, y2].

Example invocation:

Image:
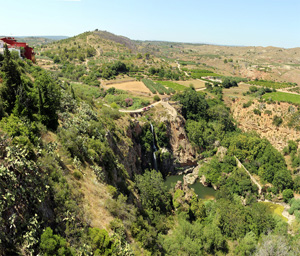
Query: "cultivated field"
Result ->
[[104, 81, 151, 94], [263, 91, 300, 104], [177, 79, 206, 89]]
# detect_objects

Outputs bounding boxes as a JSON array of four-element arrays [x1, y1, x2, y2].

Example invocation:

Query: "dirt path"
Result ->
[[87, 35, 101, 57], [83, 35, 101, 67], [277, 87, 300, 95], [119, 101, 162, 113], [103, 100, 178, 121], [176, 61, 190, 77], [103, 101, 162, 113], [235, 156, 262, 194]]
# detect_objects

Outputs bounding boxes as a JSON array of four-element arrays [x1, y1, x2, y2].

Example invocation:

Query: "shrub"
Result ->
[[282, 189, 294, 203], [40, 227, 73, 256], [253, 109, 261, 116], [110, 102, 118, 109], [73, 170, 83, 180], [88, 227, 116, 255], [249, 86, 258, 93], [264, 110, 272, 116], [243, 101, 252, 108], [273, 115, 283, 127], [153, 95, 160, 102]]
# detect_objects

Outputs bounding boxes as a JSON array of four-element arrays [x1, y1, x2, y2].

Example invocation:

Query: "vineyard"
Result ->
[[248, 80, 298, 89], [190, 69, 221, 79], [142, 79, 176, 95]]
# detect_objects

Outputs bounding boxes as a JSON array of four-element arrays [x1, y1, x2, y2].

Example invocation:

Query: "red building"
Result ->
[[0, 37, 35, 62]]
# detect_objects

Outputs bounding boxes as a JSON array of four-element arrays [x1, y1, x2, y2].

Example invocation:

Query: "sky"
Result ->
[[1, 0, 300, 48]]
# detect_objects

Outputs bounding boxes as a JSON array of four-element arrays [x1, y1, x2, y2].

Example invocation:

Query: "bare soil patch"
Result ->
[[105, 81, 151, 93]]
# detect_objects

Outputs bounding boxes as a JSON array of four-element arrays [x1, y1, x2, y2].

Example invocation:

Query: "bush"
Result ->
[[249, 86, 258, 93], [273, 115, 283, 127], [88, 227, 116, 255], [40, 227, 73, 256], [264, 110, 272, 116], [282, 189, 294, 203], [153, 95, 160, 102], [253, 109, 261, 116], [73, 170, 83, 180], [243, 101, 252, 108]]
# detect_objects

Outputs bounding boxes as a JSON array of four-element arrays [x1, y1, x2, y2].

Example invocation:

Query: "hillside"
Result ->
[[36, 30, 300, 89], [2, 31, 300, 255]]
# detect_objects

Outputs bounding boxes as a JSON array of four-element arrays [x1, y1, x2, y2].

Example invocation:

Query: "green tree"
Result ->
[[273, 170, 293, 192], [153, 95, 160, 102], [174, 87, 208, 121], [34, 73, 61, 129], [40, 227, 73, 256], [89, 228, 115, 256], [235, 231, 257, 256], [135, 169, 171, 216], [0, 44, 22, 113], [186, 119, 210, 151], [282, 189, 294, 203]]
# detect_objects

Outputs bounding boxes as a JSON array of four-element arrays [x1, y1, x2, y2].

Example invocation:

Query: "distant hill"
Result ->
[[39, 36, 69, 40], [35, 29, 300, 85], [93, 30, 136, 50], [15, 36, 68, 40], [0, 36, 68, 47]]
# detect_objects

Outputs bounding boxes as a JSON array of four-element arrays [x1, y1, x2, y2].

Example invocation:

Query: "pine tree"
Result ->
[[0, 44, 22, 113]]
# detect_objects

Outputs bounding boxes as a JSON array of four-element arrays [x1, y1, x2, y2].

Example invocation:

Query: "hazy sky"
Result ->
[[1, 0, 300, 48]]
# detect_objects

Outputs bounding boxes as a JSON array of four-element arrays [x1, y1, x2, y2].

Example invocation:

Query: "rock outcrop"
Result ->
[[151, 102, 199, 172], [168, 114, 198, 168]]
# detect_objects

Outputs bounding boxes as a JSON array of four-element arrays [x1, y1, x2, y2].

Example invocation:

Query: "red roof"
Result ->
[[1, 37, 35, 61]]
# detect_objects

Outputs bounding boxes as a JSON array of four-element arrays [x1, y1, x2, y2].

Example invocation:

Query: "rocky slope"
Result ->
[[230, 98, 300, 151]]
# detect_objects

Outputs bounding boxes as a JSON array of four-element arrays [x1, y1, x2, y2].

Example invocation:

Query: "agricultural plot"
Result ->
[[156, 81, 187, 91], [191, 69, 221, 79], [263, 92, 300, 104], [178, 60, 198, 66], [142, 79, 175, 95], [105, 81, 151, 93], [177, 79, 206, 89], [248, 80, 297, 89]]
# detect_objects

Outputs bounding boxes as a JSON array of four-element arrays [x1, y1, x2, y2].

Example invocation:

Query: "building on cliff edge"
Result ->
[[0, 37, 35, 62]]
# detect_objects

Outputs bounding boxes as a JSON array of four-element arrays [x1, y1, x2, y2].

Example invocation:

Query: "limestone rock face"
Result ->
[[168, 115, 198, 168], [183, 173, 198, 185]]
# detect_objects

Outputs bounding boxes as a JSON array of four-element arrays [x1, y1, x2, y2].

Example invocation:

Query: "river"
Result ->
[[165, 175, 216, 200]]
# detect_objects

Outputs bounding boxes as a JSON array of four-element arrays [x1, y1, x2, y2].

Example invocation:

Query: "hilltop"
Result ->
[[35, 30, 300, 86]]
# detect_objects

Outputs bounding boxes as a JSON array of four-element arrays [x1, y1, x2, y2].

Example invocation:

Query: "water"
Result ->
[[165, 175, 216, 200], [153, 152, 158, 171]]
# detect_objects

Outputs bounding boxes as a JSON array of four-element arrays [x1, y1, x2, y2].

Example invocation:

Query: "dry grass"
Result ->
[[81, 167, 114, 229], [260, 202, 288, 222], [223, 83, 251, 97], [177, 79, 206, 89]]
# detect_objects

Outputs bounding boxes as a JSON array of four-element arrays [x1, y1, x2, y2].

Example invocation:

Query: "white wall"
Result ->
[[9, 48, 21, 56]]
